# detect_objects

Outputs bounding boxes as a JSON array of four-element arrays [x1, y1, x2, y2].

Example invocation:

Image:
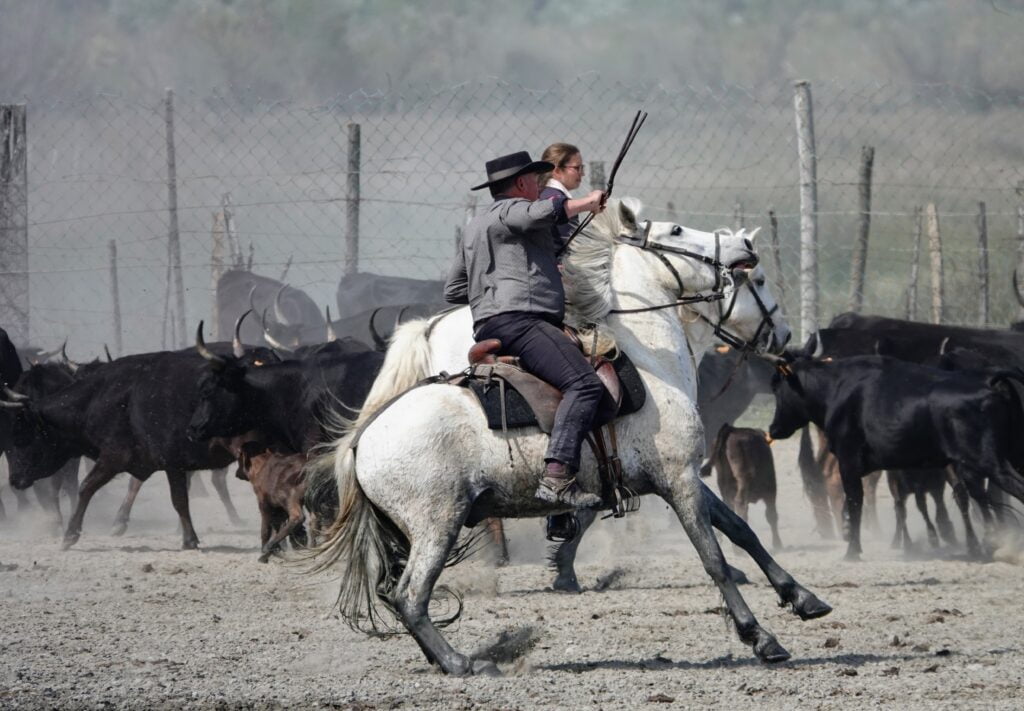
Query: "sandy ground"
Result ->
[[2, 430, 1024, 710]]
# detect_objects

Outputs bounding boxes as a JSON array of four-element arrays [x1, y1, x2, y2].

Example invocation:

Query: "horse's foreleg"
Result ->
[[549, 509, 597, 593], [705, 483, 831, 622], [392, 514, 498, 677], [662, 473, 791, 664]]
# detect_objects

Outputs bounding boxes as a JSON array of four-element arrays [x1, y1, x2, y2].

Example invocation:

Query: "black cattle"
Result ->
[[261, 302, 445, 353], [335, 271, 444, 320], [700, 423, 782, 550], [821, 312, 1024, 368], [188, 330, 384, 455], [887, 468, 959, 552], [0, 335, 277, 550], [217, 269, 324, 348], [769, 355, 1024, 560]]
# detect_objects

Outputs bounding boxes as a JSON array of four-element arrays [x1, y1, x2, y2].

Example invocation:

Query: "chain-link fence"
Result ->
[[6, 75, 1024, 356]]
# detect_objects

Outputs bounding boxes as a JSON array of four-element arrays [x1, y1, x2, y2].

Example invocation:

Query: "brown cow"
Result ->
[[700, 423, 782, 551], [811, 426, 882, 540], [236, 443, 310, 563]]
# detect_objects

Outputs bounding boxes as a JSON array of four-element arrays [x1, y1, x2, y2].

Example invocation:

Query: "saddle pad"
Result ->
[[467, 350, 647, 432]]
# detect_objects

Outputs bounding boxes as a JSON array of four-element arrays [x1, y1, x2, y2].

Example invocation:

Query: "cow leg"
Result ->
[[14, 486, 31, 511], [483, 517, 509, 567], [706, 487, 831, 620], [62, 464, 120, 550], [764, 494, 782, 552], [209, 467, 243, 527], [913, 488, 940, 549], [862, 471, 882, 534], [259, 506, 305, 563], [167, 470, 200, 550], [948, 469, 985, 559], [839, 465, 865, 561], [111, 476, 143, 536], [932, 484, 957, 546], [186, 470, 210, 498], [550, 508, 597, 593], [32, 478, 64, 535], [58, 459, 80, 514], [0, 490, 5, 520]]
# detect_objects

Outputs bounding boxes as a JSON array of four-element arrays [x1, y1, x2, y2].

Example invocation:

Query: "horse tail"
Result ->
[[798, 425, 833, 537], [305, 435, 409, 632]]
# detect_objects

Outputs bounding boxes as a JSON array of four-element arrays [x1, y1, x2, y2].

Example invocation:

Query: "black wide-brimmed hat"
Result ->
[[470, 151, 554, 191]]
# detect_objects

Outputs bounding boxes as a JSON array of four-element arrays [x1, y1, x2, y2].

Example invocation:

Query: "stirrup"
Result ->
[[545, 513, 580, 543], [602, 485, 642, 520]]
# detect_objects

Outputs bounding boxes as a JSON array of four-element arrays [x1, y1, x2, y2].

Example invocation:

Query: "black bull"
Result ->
[[768, 355, 1024, 560], [1, 343, 276, 550]]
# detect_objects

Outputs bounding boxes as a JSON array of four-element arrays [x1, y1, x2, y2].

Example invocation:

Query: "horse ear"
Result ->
[[747, 227, 761, 244], [617, 197, 643, 234]]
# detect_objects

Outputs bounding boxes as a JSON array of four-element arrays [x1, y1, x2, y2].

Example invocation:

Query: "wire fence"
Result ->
[[5, 75, 1024, 356]]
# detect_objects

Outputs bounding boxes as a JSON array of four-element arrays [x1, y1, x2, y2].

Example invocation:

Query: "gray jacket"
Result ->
[[444, 196, 568, 326]]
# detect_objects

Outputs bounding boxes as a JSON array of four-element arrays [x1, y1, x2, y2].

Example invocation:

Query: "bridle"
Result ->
[[608, 221, 780, 353]]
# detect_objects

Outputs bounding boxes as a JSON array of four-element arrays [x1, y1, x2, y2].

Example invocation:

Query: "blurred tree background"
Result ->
[[2, 0, 1023, 101]]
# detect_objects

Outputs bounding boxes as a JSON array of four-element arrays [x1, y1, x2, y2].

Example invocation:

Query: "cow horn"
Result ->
[[2, 384, 28, 402], [939, 336, 950, 356], [1015, 268, 1024, 309], [273, 284, 293, 326], [325, 306, 337, 342], [0, 398, 24, 409], [60, 341, 80, 374], [247, 285, 259, 314], [35, 345, 61, 362], [260, 309, 290, 352], [368, 307, 387, 351], [233, 309, 252, 358], [103, 344, 114, 362], [195, 321, 228, 366]]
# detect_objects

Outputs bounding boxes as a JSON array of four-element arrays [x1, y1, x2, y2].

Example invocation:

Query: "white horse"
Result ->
[[308, 199, 831, 676]]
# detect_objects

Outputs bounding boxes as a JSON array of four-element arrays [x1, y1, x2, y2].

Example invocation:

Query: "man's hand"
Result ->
[[566, 190, 607, 218]]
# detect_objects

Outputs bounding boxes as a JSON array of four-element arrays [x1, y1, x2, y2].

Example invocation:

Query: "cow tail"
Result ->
[[798, 425, 834, 536], [306, 436, 411, 635], [990, 370, 1024, 475]]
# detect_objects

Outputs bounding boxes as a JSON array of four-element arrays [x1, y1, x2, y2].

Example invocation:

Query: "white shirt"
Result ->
[[546, 177, 574, 199]]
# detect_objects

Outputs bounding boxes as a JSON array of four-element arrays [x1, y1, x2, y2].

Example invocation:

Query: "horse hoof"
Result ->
[[551, 576, 582, 594], [754, 636, 791, 664], [257, 554, 270, 564], [726, 564, 750, 585], [110, 521, 128, 537], [788, 588, 833, 621], [471, 659, 502, 677], [61, 534, 80, 550], [843, 551, 861, 562], [182, 539, 200, 551]]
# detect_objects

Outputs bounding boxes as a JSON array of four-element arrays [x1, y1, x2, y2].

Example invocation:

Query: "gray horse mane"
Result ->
[[562, 196, 644, 326]]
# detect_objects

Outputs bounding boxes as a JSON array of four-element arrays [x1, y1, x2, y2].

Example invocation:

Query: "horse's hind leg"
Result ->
[[661, 474, 791, 663], [549, 509, 597, 593], [705, 482, 831, 621], [392, 516, 498, 677]]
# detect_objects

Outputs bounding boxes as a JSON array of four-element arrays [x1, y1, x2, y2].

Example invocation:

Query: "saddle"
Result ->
[[453, 329, 646, 518]]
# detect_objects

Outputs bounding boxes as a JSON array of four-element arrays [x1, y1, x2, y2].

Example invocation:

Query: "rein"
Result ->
[[605, 224, 778, 353]]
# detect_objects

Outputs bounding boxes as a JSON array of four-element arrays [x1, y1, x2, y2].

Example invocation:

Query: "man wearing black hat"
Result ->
[[444, 151, 609, 509]]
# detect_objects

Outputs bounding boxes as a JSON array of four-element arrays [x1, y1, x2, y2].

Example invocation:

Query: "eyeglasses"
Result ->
[[564, 164, 585, 175]]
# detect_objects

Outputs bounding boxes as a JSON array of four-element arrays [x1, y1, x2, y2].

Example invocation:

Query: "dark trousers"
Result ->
[[475, 312, 617, 471]]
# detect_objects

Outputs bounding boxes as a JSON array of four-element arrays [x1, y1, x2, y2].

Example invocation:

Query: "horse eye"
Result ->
[[671, 225, 682, 236], [755, 278, 766, 287]]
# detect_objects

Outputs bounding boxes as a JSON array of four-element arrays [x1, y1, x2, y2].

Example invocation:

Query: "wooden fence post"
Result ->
[[589, 161, 606, 192], [344, 122, 361, 277], [109, 240, 122, 356], [733, 199, 744, 231], [794, 80, 819, 342], [222, 192, 242, 268], [977, 201, 989, 327], [906, 206, 923, 320], [666, 201, 678, 225], [847, 145, 874, 313], [0, 104, 29, 346], [768, 207, 786, 306], [164, 88, 186, 348], [1016, 181, 1024, 322], [926, 202, 944, 324], [210, 210, 225, 340]]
